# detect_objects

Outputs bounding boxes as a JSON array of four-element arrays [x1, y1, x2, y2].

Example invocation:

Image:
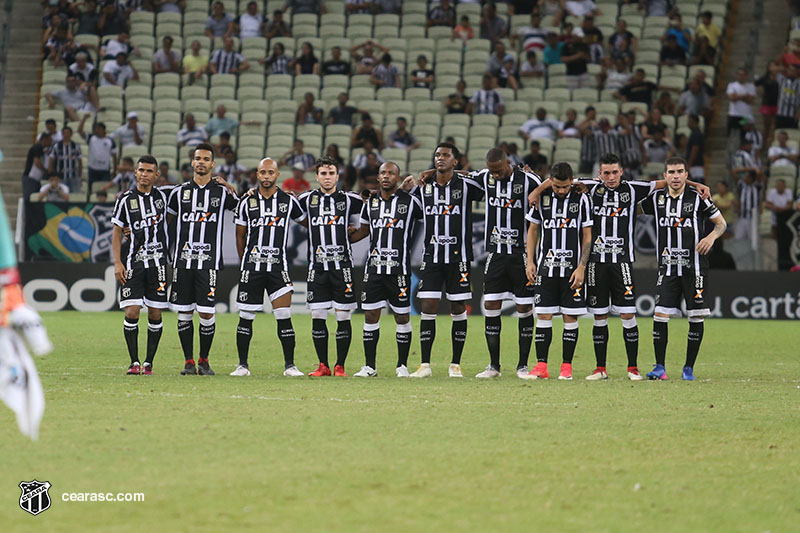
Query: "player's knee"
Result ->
[[483, 299, 501, 311], [516, 304, 533, 316], [594, 313, 609, 321], [563, 315, 578, 324], [450, 301, 466, 315], [198, 312, 214, 321], [125, 307, 141, 320], [537, 314, 553, 321], [364, 309, 381, 323], [420, 299, 438, 314], [273, 307, 291, 320], [394, 313, 410, 325], [619, 313, 634, 321], [335, 310, 352, 321]]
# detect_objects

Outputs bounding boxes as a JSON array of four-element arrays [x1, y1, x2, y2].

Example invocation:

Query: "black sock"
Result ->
[[277, 318, 296, 367], [335, 319, 352, 367], [198, 318, 215, 358], [312, 318, 329, 366], [236, 318, 253, 366], [562, 324, 579, 364], [177, 317, 193, 360], [623, 323, 639, 367], [145, 318, 162, 364], [535, 324, 552, 363], [685, 320, 704, 368], [363, 324, 379, 369], [451, 316, 467, 365], [485, 314, 501, 369], [396, 324, 412, 367], [518, 314, 534, 369], [592, 323, 608, 367], [123, 318, 138, 364], [653, 320, 669, 366], [420, 317, 436, 364]]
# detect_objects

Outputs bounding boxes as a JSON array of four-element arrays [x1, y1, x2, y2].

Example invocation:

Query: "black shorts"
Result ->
[[361, 271, 411, 314], [236, 269, 293, 312], [586, 261, 637, 315], [169, 268, 218, 314], [417, 259, 471, 301], [306, 266, 357, 311], [483, 252, 535, 305], [119, 266, 168, 309], [533, 274, 587, 315], [654, 272, 710, 318]]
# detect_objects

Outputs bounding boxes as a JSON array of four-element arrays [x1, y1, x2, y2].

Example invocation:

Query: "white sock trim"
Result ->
[[563, 321, 579, 330], [396, 322, 412, 333], [421, 313, 437, 321], [593, 318, 608, 327], [311, 309, 328, 320], [177, 313, 193, 322], [147, 321, 163, 330], [517, 309, 533, 318], [654, 315, 670, 323], [335, 310, 352, 321], [199, 316, 215, 327], [483, 308, 502, 317], [537, 319, 553, 328], [124, 318, 138, 325], [273, 307, 291, 320], [621, 317, 638, 328], [239, 311, 256, 321], [451, 311, 467, 321], [688, 316, 705, 323], [363, 322, 380, 332]]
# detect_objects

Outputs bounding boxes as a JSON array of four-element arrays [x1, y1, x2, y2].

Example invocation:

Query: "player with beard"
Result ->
[[348, 162, 421, 377], [230, 158, 307, 377]]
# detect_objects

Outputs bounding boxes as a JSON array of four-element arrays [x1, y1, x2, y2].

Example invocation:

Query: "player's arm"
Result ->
[[235, 224, 247, 261], [349, 224, 369, 242], [112, 225, 126, 285], [696, 213, 727, 255], [528, 178, 551, 207], [570, 225, 593, 290], [525, 222, 539, 282]]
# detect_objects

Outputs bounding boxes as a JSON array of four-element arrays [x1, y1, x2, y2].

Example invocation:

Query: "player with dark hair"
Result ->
[[640, 157, 726, 380], [112, 155, 169, 375], [411, 142, 483, 378], [231, 158, 308, 377], [167, 143, 239, 375], [349, 161, 421, 377], [524, 162, 593, 380], [297, 156, 364, 377]]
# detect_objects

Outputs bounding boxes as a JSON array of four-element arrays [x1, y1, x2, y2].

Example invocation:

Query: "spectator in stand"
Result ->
[[578, 106, 599, 173], [520, 51, 546, 81], [735, 169, 764, 241], [99, 157, 136, 194], [346, 0, 373, 15], [695, 11, 721, 54], [282, 0, 326, 15], [296, 93, 324, 125], [693, 69, 716, 99], [217, 150, 247, 184], [691, 36, 716, 66], [265, 10, 291, 39], [520, 107, 561, 142], [543, 31, 564, 65], [75, 0, 101, 35], [210, 36, 249, 74], [756, 61, 781, 145], [321, 46, 350, 75], [614, 68, 659, 108], [205, 1, 234, 44], [679, 79, 712, 121], [101, 52, 138, 88], [660, 34, 687, 66], [46, 73, 96, 122], [765, 179, 796, 269], [292, 41, 319, 75], [235, 1, 266, 38], [357, 153, 382, 192], [768, 130, 799, 167], [157, 0, 185, 13], [387, 118, 420, 151], [279, 139, 316, 169], [511, 11, 546, 53], [49, 126, 82, 193], [480, 2, 508, 44], [370, 53, 400, 88], [499, 58, 520, 90], [153, 35, 181, 74], [663, 14, 692, 55], [38, 119, 62, 145], [214, 132, 233, 158], [712, 181, 737, 233], [39, 172, 70, 202], [427, 0, 455, 28], [642, 0, 670, 18], [351, 113, 383, 149], [609, 36, 634, 69], [562, 34, 592, 89], [452, 16, 475, 45], [374, 0, 401, 14], [523, 140, 549, 176], [593, 117, 620, 161], [446, 80, 469, 114], [560, 108, 580, 138], [726, 67, 757, 135], [486, 42, 514, 78], [686, 114, 706, 183], [778, 38, 800, 68], [328, 92, 362, 125], [100, 30, 136, 60], [159, 162, 179, 184], [609, 19, 638, 55], [599, 57, 631, 89], [180, 163, 193, 182], [261, 42, 291, 74], [351, 40, 388, 75], [467, 74, 505, 116], [23, 134, 52, 201], [776, 63, 800, 129], [641, 108, 671, 141], [283, 163, 312, 194], [78, 117, 116, 186], [69, 51, 97, 83], [183, 39, 209, 85], [505, 142, 523, 166], [731, 137, 760, 180], [353, 140, 386, 170], [98, 1, 127, 37], [564, 0, 599, 18], [642, 127, 674, 165], [540, 0, 563, 22], [741, 118, 764, 168], [112, 112, 145, 148], [177, 113, 209, 148], [206, 105, 238, 137], [614, 112, 643, 177], [410, 55, 435, 89]]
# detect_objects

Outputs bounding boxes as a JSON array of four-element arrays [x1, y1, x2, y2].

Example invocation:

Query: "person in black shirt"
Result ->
[[523, 140, 548, 176], [351, 113, 383, 149], [660, 35, 687, 66], [614, 68, 659, 108], [446, 80, 469, 113], [756, 61, 781, 144], [328, 92, 361, 125], [321, 46, 351, 75], [23, 135, 52, 201], [410, 55, 435, 89]]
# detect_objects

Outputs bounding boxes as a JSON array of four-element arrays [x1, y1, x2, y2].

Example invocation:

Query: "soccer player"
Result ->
[[167, 143, 238, 375], [348, 162, 421, 377], [640, 157, 726, 380], [471, 149, 542, 378], [524, 162, 593, 380], [411, 142, 483, 378], [230, 158, 307, 377], [111, 155, 169, 375], [297, 157, 364, 377]]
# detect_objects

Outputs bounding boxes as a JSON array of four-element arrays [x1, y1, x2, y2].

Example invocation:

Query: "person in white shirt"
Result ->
[[101, 52, 138, 88], [38, 172, 70, 202], [765, 178, 797, 269], [519, 107, 561, 142], [766, 178, 795, 226], [100, 30, 137, 60], [78, 116, 117, 186], [112, 112, 146, 148], [726, 67, 756, 135], [565, 0, 599, 18], [236, 1, 266, 38], [767, 130, 799, 167]]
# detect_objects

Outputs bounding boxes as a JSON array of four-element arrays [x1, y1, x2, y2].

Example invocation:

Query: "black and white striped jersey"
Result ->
[[526, 190, 593, 277], [415, 174, 483, 263], [297, 189, 363, 271], [640, 186, 721, 275], [737, 179, 762, 218], [111, 188, 169, 270], [777, 74, 800, 117], [580, 178, 655, 263], [167, 180, 238, 270], [473, 166, 542, 255], [359, 190, 423, 275], [235, 189, 307, 272]]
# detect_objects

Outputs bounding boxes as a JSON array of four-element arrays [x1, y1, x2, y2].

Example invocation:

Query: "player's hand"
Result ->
[[213, 176, 237, 195], [696, 235, 715, 255], [526, 262, 537, 284], [242, 187, 256, 197], [569, 265, 585, 290], [400, 175, 415, 191], [114, 262, 126, 285], [122, 227, 131, 240], [1, 284, 53, 355], [417, 169, 435, 186], [348, 224, 357, 235], [697, 183, 711, 200], [573, 182, 588, 195], [528, 189, 541, 207]]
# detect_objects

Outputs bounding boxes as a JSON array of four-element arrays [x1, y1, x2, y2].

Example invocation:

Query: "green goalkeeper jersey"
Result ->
[[0, 189, 17, 270]]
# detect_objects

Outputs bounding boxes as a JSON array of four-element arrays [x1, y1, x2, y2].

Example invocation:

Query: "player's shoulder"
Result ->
[[117, 189, 135, 202], [342, 190, 363, 202], [297, 189, 315, 201]]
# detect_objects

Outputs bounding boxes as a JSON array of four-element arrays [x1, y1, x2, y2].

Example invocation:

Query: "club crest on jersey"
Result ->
[[513, 184, 523, 194], [311, 195, 319, 206], [249, 198, 257, 208], [130, 198, 139, 210], [596, 187, 605, 195], [397, 203, 407, 214], [425, 184, 432, 194], [372, 197, 379, 208], [155, 199, 164, 209], [569, 203, 579, 213], [542, 195, 551, 207], [183, 189, 191, 202], [211, 197, 220, 207], [488, 176, 496, 186], [683, 203, 693, 213], [658, 195, 666, 205], [279, 203, 288, 212], [620, 192, 630, 203], [452, 189, 462, 200], [336, 201, 346, 211]]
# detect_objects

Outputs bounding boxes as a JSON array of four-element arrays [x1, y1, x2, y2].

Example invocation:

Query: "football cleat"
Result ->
[[646, 364, 668, 380], [230, 365, 251, 377], [476, 365, 501, 378], [283, 365, 304, 377], [523, 361, 549, 380], [308, 363, 331, 377], [558, 362, 573, 380], [682, 366, 695, 381], [180, 359, 197, 375], [333, 364, 347, 377], [142, 362, 153, 375], [354, 366, 377, 377], [197, 358, 215, 375], [395, 364, 410, 377], [126, 362, 141, 375], [448, 363, 463, 378], [585, 367, 608, 381], [516, 365, 529, 379], [627, 366, 644, 381], [409, 363, 432, 378]]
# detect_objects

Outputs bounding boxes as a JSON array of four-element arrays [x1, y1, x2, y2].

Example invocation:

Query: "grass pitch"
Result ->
[[2, 311, 799, 532]]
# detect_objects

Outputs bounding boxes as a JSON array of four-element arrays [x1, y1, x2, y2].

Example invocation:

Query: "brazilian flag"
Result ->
[[26, 203, 97, 262]]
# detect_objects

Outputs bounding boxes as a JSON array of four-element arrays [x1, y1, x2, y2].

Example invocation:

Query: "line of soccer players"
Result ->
[[111, 141, 726, 381]]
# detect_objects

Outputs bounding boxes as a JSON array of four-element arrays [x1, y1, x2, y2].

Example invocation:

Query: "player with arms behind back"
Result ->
[[640, 157, 726, 380], [230, 158, 308, 377]]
